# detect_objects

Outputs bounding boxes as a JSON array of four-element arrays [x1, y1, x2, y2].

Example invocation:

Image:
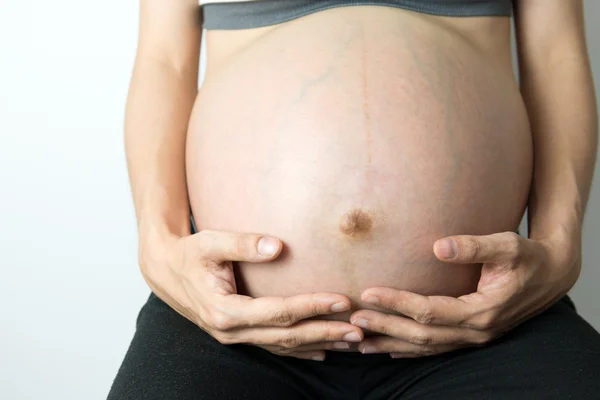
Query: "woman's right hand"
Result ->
[[138, 228, 364, 361]]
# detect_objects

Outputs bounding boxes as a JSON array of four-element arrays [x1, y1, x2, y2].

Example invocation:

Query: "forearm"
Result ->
[[124, 58, 198, 240], [519, 46, 598, 250]]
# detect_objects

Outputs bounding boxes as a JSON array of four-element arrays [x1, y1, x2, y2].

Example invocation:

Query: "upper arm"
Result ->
[[137, 0, 202, 73], [514, 0, 589, 72]]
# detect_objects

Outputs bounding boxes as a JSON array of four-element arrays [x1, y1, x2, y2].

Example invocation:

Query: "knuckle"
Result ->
[[208, 311, 235, 331], [506, 232, 522, 259], [416, 346, 436, 356], [270, 308, 295, 326], [409, 331, 432, 346], [473, 332, 495, 345], [307, 293, 330, 316], [463, 238, 480, 260], [376, 324, 389, 335], [278, 331, 301, 349], [233, 235, 252, 257], [414, 306, 435, 325], [473, 313, 496, 330], [319, 324, 336, 341], [275, 346, 294, 355], [310, 301, 326, 317], [212, 331, 235, 345]]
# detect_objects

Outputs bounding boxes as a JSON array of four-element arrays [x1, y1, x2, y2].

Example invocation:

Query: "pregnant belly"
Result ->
[[186, 7, 533, 321]]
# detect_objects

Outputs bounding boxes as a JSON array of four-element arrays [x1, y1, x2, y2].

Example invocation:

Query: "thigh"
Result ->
[[107, 292, 311, 400], [398, 295, 600, 400]]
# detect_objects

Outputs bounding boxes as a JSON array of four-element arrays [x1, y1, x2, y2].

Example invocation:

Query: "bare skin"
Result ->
[[127, 0, 361, 362], [186, 6, 532, 325], [128, 0, 597, 362], [350, 0, 598, 357]]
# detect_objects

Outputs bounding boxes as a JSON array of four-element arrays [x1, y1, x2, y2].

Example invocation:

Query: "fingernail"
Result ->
[[333, 341, 350, 349], [258, 236, 279, 256], [436, 238, 458, 259], [351, 318, 369, 328], [361, 345, 376, 354], [342, 331, 361, 342], [331, 302, 350, 312], [311, 355, 325, 361], [363, 296, 379, 304]]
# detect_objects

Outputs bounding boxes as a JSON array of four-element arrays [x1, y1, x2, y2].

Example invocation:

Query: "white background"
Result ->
[[1, 1, 599, 399]]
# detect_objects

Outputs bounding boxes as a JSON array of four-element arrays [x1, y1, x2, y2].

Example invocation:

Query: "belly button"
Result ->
[[339, 208, 374, 238]]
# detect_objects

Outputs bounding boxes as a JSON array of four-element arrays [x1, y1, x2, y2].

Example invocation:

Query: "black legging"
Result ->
[[108, 291, 600, 400]]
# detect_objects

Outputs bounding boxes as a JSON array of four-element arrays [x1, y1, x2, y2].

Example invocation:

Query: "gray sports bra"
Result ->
[[201, 0, 514, 30]]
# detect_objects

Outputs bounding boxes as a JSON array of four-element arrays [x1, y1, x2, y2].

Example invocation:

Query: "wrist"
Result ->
[[137, 201, 192, 238], [530, 218, 581, 255], [137, 211, 190, 271], [535, 226, 582, 292]]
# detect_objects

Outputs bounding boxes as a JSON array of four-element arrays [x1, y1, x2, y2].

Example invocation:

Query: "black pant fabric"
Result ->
[[107, 291, 600, 400]]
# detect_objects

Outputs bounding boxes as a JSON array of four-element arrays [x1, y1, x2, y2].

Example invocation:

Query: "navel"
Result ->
[[339, 208, 374, 237]]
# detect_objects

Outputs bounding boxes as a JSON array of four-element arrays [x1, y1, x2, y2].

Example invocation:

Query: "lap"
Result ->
[[394, 295, 600, 400], [106, 292, 311, 400], [108, 293, 600, 400]]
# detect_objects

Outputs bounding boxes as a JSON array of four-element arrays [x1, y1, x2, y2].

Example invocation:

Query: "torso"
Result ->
[[186, 3, 533, 327]]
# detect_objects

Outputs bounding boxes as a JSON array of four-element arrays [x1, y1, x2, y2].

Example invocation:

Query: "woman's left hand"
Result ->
[[350, 230, 581, 357]]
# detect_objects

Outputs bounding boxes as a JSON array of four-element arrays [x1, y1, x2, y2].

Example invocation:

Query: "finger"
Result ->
[[350, 310, 493, 346], [280, 341, 357, 352], [231, 319, 364, 349], [358, 336, 467, 356], [434, 231, 527, 264], [360, 287, 489, 327], [281, 351, 326, 361], [263, 340, 357, 353], [217, 292, 353, 329], [193, 229, 283, 263]]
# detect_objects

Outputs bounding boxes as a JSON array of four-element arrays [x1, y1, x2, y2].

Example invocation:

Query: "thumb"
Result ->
[[193, 229, 283, 263], [433, 232, 516, 264]]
